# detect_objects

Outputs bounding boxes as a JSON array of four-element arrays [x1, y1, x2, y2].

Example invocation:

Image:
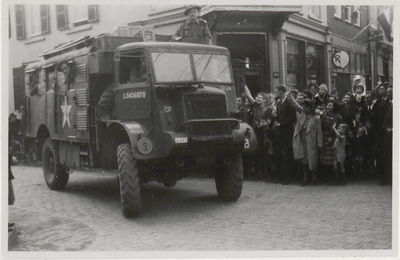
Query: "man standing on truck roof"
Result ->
[[171, 5, 212, 42]]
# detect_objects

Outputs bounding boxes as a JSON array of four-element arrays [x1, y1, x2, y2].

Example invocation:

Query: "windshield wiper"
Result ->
[[198, 55, 213, 79], [214, 64, 230, 81], [177, 63, 193, 81], [153, 52, 164, 63]]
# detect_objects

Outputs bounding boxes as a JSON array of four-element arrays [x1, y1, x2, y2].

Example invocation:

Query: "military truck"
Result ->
[[21, 31, 257, 217]]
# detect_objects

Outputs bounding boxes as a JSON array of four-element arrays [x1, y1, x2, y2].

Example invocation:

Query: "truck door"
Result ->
[[114, 51, 151, 121]]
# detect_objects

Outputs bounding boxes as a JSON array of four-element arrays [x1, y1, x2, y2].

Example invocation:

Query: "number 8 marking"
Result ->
[[244, 139, 250, 149]]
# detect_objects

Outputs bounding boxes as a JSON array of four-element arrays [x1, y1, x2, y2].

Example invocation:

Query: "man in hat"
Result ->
[[274, 85, 296, 185], [172, 5, 212, 42]]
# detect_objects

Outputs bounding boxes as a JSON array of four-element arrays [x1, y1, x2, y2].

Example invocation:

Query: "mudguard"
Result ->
[[237, 122, 258, 153], [105, 121, 163, 160]]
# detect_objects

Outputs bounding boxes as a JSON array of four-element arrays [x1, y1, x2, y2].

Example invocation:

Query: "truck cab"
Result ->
[[23, 34, 257, 218]]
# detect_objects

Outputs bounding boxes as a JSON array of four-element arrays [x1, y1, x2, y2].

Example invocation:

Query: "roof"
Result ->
[[25, 46, 93, 72]]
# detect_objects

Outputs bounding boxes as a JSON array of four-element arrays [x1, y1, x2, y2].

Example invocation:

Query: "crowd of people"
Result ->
[[233, 77, 393, 186]]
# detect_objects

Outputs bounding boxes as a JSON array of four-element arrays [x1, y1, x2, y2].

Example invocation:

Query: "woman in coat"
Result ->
[[319, 101, 342, 183], [288, 94, 323, 186]]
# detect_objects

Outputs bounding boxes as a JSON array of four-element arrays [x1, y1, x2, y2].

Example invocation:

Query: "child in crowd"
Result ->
[[352, 84, 365, 110], [332, 123, 348, 185], [352, 110, 367, 177]]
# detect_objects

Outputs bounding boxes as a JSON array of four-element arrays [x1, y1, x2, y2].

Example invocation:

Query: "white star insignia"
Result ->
[[61, 96, 72, 128]]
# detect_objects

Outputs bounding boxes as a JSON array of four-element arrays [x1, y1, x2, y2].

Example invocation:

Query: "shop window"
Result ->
[[334, 6, 342, 19], [350, 51, 355, 72], [377, 55, 384, 77], [356, 53, 361, 74], [362, 54, 367, 74], [286, 39, 305, 89], [306, 44, 323, 87], [217, 34, 266, 65]]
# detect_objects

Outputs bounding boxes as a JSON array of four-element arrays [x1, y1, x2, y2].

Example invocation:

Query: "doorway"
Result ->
[[233, 67, 265, 98], [335, 73, 351, 101]]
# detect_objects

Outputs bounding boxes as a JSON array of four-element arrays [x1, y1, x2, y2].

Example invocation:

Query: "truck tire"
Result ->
[[42, 138, 69, 190], [215, 153, 243, 201], [117, 143, 142, 218]]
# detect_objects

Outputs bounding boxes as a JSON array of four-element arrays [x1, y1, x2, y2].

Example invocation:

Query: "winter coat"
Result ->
[[287, 93, 323, 171], [292, 113, 323, 170]]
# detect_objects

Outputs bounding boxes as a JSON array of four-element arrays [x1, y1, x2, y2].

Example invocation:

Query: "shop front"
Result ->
[[201, 6, 302, 96], [375, 42, 393, 86], [284, 38, 325, 91], [129, 5, 302, 96], [330, 47, 369, 99]]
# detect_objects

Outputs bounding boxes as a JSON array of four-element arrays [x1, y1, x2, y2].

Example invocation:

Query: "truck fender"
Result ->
[[238, 122, 258, 153], [105, 121, 159, 160]]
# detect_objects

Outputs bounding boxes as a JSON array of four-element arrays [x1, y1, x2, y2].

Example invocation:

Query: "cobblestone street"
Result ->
[[5, 163, 393, 257]]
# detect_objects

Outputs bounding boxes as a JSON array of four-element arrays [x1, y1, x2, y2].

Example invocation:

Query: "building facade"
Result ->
[[8, 5, 395, 112], [368, 6, 394, 89], [130, 5, 394, 99], [8, 4, 153, 112], [326, 5, 370, 99]]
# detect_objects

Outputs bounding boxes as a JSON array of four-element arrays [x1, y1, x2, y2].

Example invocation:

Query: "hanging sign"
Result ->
[[332, 50, 350, 69]]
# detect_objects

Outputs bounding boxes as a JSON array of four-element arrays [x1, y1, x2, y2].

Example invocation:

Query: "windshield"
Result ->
[[151, 52, 193, 82], [151, 52, 233, 84], [193, 54, 232, 83]]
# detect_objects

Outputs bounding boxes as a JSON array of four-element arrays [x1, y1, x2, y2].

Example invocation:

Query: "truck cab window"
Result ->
[[57, 61, 74, 89], [46, 70, 55, 91], [119, 52, 147, 84], [28, 70, 39, 96]]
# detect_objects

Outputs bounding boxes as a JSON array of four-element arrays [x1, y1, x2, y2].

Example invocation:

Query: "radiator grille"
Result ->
[[184, 94, 227, 120], [183, 94, 231, 136]]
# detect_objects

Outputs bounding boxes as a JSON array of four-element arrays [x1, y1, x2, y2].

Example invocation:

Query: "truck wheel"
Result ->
[[117, 143, 142, 218], [28, 145, 41, 167], [42, 138, 69, 190], [215, 153, 243, 201]]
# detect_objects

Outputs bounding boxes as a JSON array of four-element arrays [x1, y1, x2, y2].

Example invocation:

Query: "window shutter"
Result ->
[[88, 5, 98, 22], [15, 5, 25, 40], [56, 5, 68, 30], [13, 67, 25, 110], [40, 5, 50, 34]]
